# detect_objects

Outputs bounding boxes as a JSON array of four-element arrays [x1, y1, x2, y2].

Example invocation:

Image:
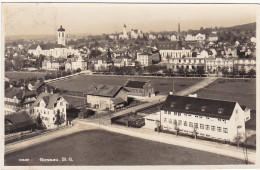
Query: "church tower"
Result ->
[[57, 25, 66, 46]]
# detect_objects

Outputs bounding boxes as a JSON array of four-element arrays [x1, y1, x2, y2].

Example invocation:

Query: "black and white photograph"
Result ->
[[1, 1, 259, 169]]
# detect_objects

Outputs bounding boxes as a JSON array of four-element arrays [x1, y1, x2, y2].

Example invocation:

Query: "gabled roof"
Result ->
[[32, 92, 64, 109], [84, 84, 125, 98], [5, 87, 24, 100], [162, 95, 237, 120], [111, 97, 125, 105], [125, 80, 147, 89]]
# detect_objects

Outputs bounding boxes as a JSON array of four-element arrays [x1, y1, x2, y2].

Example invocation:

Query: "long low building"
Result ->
[[158, 95, 248, 142]]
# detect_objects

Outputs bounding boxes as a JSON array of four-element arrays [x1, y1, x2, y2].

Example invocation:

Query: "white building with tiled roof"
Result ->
[[159, 95, 247, 142], [32, 91, 68, 129]]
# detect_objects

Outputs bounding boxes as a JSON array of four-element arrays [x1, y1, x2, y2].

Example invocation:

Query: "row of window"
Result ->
[[163, 118, 228, 133]]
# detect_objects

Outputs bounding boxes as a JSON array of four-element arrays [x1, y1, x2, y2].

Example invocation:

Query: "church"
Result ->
[[28, 25, 68, 58]]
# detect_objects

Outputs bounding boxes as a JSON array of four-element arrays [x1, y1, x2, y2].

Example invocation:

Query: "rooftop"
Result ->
[[32, 92, 64, 109], [84, 84, 125, 98], [125, 80, 148, 89]]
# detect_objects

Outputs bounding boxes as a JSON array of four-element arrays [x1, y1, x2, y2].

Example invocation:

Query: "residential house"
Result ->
[[42, 58, 60, 70], [136, 52, 153, 66], [160, 95, 247, 142], [32, 91, 68, 129], [113, 58, 124, 67], [233, 58, 256, 73], [65, 55, 87, 71], [208, 32, 219, 42], [124, 80, 155, 98], [84, 84, 128, 111]]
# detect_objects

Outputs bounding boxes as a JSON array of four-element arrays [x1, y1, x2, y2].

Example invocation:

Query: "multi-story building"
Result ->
[[205, 57, 234, 73], [131, 29, 143, 39], [124, 80, 155, 98], [136, 52, 153, 66], [233, 58, 256, 73], [32, 91, 67, 129], [42, 59, 60, 70], [65, 55, 87, 71], [160, 95, 247, 142], [158, 42, 192, 62], [167, 57, 205, 71], [185, 33, 206, 42]]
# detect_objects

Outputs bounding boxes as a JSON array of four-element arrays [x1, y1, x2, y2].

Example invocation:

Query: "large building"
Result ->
[[32, 91, 68, 129], [167, 57, 205, 72], [159, 95, 247, 142], [84, 84, 128, 111], [28, 25, 67, 58], [119, 24, 129, 40], [65, 55, 87, 71]]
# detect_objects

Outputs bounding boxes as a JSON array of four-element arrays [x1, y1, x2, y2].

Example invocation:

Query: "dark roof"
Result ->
[[84, 84, 124, 98], [158, 42, 186, 50], [5, 111, 35, 132], [28, 44, 38, 50], [39, 43, 66, 50], [5, 87, 24, 100], [111, 97, 125, 105], [139, 52, 152, 56], [32, 92, 64, 109], [58, 25, 65, 31], [125, 80, 147, 89], [162, 95, 237, 120]]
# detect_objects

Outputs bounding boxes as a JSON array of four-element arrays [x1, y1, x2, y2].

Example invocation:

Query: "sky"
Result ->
[[2, 3, 257, 36]]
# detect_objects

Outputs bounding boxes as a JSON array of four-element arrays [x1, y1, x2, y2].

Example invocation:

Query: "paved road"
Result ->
[[74, 119, 256, 164]]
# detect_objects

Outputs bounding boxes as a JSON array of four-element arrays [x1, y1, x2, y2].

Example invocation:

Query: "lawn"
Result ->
[[5, 130, 245, 166], [5, 71, 47, 81], [49, 75, 203, 95], [196, 79, 256, 110]]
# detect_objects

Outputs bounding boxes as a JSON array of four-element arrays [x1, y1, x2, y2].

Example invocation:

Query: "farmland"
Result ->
[[196, 79, 256, 110], [5, 71, 47, 81], [49, 74, 203, 95], [5, 129, 245, 166]]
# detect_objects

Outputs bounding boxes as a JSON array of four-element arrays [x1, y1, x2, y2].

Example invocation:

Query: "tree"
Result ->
[[36, 113, 44, 129], [193, 126, 198, 139], [54, 110, 65, 127], [197, 66, 205, 76], [76, 68, 81, 72], [248, 69, 256, 78]]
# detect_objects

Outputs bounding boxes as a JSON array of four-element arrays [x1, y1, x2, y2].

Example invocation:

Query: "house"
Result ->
[[5, 87, 24, 115], [136, 52, 153, 66], [160, 95, 246, 142], [124, 80, 155, 98], [65, 55, 87, 71], [42, 57, 60, 70], [205, 57, 234, 73], [143, 112, 160, 129], [148, 34, 156, 40], [5, 111, 35, 134], [233, 58, 256, 73], [113, 58, 124, 67], [84, 84, 128, 111], [131, 29, 143, 39], [208, 32, 218, 42], [170, 35, 177, 41], [32, 91, 68, 129]]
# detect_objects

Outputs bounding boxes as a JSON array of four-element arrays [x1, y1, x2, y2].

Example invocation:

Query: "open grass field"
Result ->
[[5, 129, 245, 166], [196, 79, 256, 110], [5, 71, 47, 81], [49, 75, 203, 95]]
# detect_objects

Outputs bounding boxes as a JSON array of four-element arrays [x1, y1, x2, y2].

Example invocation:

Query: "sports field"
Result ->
[[49, 75, 203, 95], [5, 130, 245, 166], [5, 71, 47, 81]]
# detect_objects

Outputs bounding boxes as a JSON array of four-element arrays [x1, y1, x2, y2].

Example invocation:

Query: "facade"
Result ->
[[32, 92, 67, 129], [130, 29, 143, 39], [185, 33, 206, 42], [113, 58, 124, 67], [124, 80, 155, 98], [167, 57, 205, 72], [170, 35, 177, 41], [42, 59, 60, 70], [65, 56, 87, 71], [160, 95, 247, 142], [158, 42, 192, 62], [28, 44, 67, 58], [84, 84, 128, 111], [149, 34, 157, 40], [208, 33, 219, 42], [233, 58, 256, 73], [205, 57, 234, 73], [136, 52, 153, 66], [4, 87, 24, 115]]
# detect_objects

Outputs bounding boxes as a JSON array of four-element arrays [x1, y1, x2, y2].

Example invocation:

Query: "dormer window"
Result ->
[[218, 108, 224, 114], [201, 106, 207, 112], [185, 104, 191, 110], [170, 102, 176, 108]]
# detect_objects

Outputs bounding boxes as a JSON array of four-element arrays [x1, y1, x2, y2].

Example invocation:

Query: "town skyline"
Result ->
[[3, 3, 256, 36]]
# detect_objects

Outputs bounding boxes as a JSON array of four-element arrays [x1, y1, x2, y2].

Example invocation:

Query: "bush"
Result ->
[[78, 108, 95, 119], [76, 68, 81, 73]]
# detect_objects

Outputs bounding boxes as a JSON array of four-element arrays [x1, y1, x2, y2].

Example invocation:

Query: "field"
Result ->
[[5, 71, 47, 81], [49, 75, 203, 95], [196, 79, 256, 110], [5, 129, 245, 166]]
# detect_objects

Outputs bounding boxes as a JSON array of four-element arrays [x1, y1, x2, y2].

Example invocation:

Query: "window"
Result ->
[[184, 114, 187, 116], [223, 120, 226, 123], [206, 117, 210, 119], [164, 111, 167, 114], [218, 108, 224, 114], [178, 113, 181, 116], [178, 120, 182, 126], [188, 114, 192, 117], [201, 106, 207, 112], [195, 115, 198, 118], [199, 116, 203, 118], [218, 119, 221, 121], [173, 119, 177, 125], [164, 118, 167, 123], [211, 126, 215, 131], [205, 125, 210, 130], [200, 124, 204, 129], [185, 104, 191, 110], [189, 122, 193, 127], [223, 128, 228, 133], [60, 102, 63, 106], [171, 102, 176, 107], [184, 121, 187, 126], [62, 108, 64, 112], [174, 112, 177, 116], [194, 123, 198, 128], [217, 127, 222, 132]]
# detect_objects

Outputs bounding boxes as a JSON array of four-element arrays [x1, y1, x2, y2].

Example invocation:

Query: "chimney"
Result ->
[[45, 86, 48, 93], [50, 89, 53, 94], [169, 90, 173, 95]]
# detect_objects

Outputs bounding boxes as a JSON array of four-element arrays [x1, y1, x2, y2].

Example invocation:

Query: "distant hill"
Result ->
[[219, 22, 256, 32]]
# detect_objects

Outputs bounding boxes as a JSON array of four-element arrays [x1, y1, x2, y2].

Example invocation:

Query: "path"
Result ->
[[4, 124, 94, 155], [74, 119, 256, 163]]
